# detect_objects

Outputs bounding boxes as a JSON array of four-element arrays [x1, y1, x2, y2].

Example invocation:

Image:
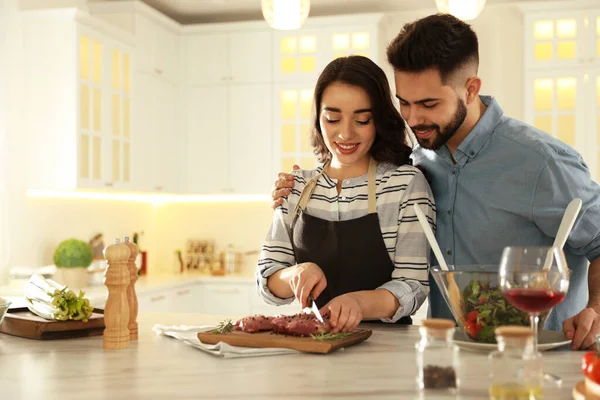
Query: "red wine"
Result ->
[[504, 288, 565, 313]]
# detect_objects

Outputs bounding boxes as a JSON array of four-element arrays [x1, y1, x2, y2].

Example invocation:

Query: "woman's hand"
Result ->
[[321, 293, 364, 333], [288, 262, 327, 308]]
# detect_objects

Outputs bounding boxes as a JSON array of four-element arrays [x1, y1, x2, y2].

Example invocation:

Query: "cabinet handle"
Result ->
[[155, 185, 163, 191], [210, 288, 240, 294], [151, 295, 165, 302], [104, 182, 113, 187], [176, 289, 190, 296], [155, 68, 163, 75]]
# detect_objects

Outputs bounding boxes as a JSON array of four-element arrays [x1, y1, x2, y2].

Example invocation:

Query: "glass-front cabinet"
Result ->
[[523, 6, 600, 180]]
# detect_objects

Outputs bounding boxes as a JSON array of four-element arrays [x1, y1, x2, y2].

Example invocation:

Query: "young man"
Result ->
[[270, 14, 600, 350]]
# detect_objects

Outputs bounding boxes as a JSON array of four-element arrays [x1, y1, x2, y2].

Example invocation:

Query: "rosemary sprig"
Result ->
[[310, 332, 352, 341], [211, 319, 234, 334]]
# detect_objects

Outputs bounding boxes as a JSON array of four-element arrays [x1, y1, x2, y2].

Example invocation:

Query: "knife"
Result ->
[[308, 295, 324, 324]]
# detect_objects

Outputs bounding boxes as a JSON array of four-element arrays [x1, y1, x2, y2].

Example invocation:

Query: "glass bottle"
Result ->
[[489, 326, 543, 400], [415, 318, 460, 394]]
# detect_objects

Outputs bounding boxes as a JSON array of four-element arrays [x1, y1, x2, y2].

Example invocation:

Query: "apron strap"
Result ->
[[367, 158, 377, 214], [291, 163, 328, 225], [291, 158, 378, 224]]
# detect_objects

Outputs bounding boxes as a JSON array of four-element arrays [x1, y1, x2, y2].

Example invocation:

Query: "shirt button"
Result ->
[[341, 196, 346, 201], [470, 151, 475, 156], [447, 210, 452, 215], [447, 250, 453, 256], [344, 180, 351, 185], [452, 170, 457, 175]]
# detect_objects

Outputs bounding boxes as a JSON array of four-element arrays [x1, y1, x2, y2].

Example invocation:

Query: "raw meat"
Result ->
[[234, 313, 332, 336]]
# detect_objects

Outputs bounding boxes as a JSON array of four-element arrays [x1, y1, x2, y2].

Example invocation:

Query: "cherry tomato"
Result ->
[[465, 321, 482, 339], [466, 310, 479, 322], [583, 351, 597, 375], [586, 358, 600, 384]]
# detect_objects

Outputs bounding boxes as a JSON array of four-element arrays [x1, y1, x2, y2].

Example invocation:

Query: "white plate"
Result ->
[[454, 329, 571, 352]]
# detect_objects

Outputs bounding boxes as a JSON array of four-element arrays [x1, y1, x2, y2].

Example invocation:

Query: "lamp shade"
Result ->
[[261, 0, 311, 30], [435, 0, 486, 21]]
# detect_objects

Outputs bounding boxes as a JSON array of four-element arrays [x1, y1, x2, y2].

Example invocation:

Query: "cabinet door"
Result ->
[[525, 69, 587, 162], [78, 29, 106, 189], [185, 34, 229, 85], [131, 72, 157, 191], [228, 84, 273, 194], [152, 78, 180, 193], [524, 11, 587, 70], [228, 31, 272, 84], [185, 85, 229, 193], [587, 68, 600, 181], [154, 24, 179, 83], [107, 43, 133, 190], [138, 291, 170, 313], [273, 29, 322, 84], [589, 10, 600, 67], [321, 25, 378, 63], [134, 14, 155, 75], [168, 285, 203, 314], [203, 283, 251, 317], [273, 84, 320, 174]]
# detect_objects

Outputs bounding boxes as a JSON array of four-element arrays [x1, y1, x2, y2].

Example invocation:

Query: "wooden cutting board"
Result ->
[[0, 307, 105, 340], [197, 329, 372, 354]]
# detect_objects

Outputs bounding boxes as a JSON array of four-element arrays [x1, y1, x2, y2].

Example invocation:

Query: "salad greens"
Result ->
[[462, 279, 529, 343]]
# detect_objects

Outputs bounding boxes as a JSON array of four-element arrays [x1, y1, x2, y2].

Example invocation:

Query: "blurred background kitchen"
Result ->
[[0, 0, 597, 321]]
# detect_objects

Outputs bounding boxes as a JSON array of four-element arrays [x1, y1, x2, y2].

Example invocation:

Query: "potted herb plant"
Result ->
[[53, 238, 94, 288]]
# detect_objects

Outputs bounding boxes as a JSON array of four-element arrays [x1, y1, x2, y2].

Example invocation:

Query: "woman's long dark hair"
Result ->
[[310, 55, 412, 166]]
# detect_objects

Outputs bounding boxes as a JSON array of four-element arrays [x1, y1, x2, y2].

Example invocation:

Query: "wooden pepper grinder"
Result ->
[[103, 238, 131, 350], [123, 236, 139, 341]]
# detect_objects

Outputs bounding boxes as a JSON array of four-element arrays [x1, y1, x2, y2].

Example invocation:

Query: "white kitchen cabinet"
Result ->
[[184, 30, 272, 85], [228, 84, 273, 194], [521, 3, 600, 180], [134, 72, 180, 193], [22, 9, 134, 191], [272, 16, 383, 85], [185, 83, 272, 194], [138, 291, 170, 313], [185, 33, 229, 85], [185, 86, 229, 193], [271, 15, 383, 173], [135, 12, 180, 84], [203, 283, 252, 317]]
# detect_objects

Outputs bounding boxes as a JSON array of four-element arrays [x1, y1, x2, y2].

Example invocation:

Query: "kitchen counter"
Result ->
[[0, 272, 256, 305], [0, 312, 583, 400]]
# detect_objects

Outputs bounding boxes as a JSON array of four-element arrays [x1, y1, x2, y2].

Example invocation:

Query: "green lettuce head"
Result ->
[[53, 238, 94, 268]]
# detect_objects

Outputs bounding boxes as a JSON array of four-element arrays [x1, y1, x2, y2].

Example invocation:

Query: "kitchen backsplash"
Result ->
[[2, 196, 273, 282]]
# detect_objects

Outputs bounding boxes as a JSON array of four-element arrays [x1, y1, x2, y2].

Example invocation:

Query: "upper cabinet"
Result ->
[[522, 3, 600, 180], [272, 15, 383, 173], [184, 29, 272, 85], [524, 6, 600, 70], [135, 12, 180, 83], [273, 19, 381, 84], [23, 9, 134, 191], [182, 24, 274, 194]]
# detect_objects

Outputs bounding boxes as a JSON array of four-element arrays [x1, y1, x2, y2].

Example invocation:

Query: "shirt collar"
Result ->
[[434, 95, 504, 164]]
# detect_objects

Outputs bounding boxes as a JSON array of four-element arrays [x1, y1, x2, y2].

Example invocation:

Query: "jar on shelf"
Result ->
[[488, 326, 543, 400], [415, 318, 460, 393]]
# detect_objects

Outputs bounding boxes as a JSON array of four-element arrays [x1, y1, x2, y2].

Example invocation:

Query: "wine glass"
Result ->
[[499, 246, 570, 352]]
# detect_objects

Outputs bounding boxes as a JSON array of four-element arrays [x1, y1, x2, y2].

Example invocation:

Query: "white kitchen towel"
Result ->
[[152, 324, 299, 359]]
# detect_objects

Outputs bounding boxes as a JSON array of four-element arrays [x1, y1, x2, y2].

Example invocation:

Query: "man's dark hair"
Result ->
[[386, 13, 479, 84], [310, 55, 412, 166]]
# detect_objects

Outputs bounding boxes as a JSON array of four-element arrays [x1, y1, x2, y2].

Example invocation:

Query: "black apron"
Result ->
[[290, 158, 412, 325]]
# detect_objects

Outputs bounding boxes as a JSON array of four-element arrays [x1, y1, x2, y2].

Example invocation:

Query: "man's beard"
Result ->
[[412, 99, 467, 150]]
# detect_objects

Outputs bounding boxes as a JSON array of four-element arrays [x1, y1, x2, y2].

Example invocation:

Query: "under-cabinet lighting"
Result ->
[[26, 189, 270, 204]]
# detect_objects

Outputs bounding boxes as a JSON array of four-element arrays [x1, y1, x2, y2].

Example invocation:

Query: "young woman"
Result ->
[[256, 55, 436, 333]]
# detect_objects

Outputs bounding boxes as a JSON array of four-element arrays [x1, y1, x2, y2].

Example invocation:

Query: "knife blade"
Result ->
[[308, 295, 324, 324]]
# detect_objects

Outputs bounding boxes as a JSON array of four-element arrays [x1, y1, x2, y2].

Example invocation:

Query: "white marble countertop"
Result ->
[[0, 312, 584, 400]]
